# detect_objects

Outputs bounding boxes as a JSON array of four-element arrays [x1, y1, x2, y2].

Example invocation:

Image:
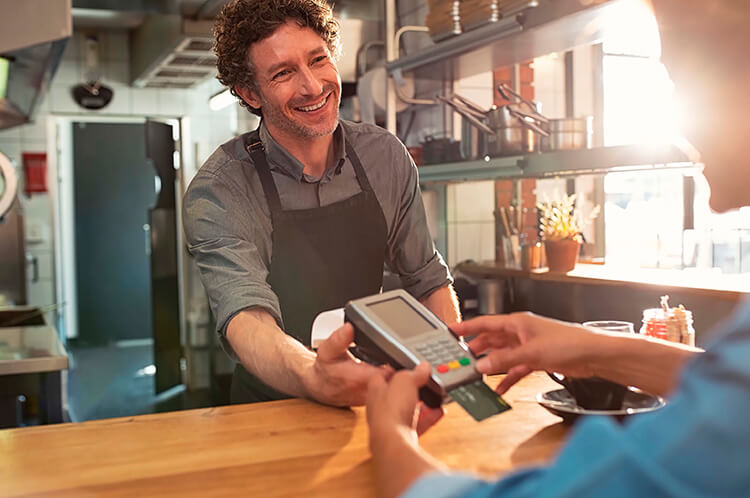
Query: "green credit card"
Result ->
[[448, 380, 512, 421]]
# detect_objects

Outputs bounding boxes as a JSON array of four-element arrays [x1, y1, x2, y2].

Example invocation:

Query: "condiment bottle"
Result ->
[[640, 296, 695, 347]]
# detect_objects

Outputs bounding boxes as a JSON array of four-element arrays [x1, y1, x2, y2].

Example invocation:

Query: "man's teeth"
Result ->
[[297, 96, 327, 112]]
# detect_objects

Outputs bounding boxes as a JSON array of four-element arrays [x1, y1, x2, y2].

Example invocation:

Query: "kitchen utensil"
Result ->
[[508, 206, 518, 234], [498, 207, 512, 237], [441, 93, 544, 156], [421, 136, 462, 165], [438, 95, 492, 160], [540, 116, 593, 151], [496, 82, 547, 121], [437, 95, 494, 135], [486, 103, 548, 155]]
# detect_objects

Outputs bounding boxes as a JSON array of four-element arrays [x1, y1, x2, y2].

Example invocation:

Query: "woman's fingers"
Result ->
[[494, 365, 532, 395], [452, 314, 520, 338], [475, 346, 535, 375]]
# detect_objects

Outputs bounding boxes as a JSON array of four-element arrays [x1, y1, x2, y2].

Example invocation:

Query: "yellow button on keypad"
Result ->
[[448, 360, 460, 370]]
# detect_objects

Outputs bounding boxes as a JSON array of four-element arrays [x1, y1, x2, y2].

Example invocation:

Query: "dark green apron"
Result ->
[[231, 129, 388, 403]]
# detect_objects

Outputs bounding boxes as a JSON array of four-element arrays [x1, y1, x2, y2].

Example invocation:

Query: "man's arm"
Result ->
[[226, 309, 314, 398], [227, 309, 387, 406], [419, 284, 461, 324]]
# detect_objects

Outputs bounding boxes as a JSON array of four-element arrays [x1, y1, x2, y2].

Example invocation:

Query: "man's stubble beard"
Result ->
[[259, 86, 340, 139]]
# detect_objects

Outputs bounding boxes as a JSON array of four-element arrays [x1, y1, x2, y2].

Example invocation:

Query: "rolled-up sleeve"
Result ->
[[183, 168, 282, 342], [384, 138, 452, 299], [402, 304, 750, 497]]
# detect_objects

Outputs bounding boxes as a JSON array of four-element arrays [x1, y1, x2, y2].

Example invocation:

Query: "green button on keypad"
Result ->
[[459, 357, 471, 366]]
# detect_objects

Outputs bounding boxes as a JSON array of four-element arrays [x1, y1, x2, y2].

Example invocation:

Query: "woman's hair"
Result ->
[[213, 0, 341, 114]]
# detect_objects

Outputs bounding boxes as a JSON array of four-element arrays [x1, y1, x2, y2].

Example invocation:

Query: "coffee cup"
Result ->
[[547, 372, 628, 410]]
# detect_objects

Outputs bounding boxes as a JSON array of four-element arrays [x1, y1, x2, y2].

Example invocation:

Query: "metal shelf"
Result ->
[[387, 0, 636, 81], [418, 144, 696, 184]]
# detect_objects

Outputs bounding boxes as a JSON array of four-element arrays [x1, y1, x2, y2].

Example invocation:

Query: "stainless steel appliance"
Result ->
[[0, 152, 26, 305]]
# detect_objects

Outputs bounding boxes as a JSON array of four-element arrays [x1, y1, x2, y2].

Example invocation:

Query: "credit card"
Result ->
[[448, 380, 512, 421]]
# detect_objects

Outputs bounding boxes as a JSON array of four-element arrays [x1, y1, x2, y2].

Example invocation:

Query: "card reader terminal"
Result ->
[[345, 289, 511, 421]]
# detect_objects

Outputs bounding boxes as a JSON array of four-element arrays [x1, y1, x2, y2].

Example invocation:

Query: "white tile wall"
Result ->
[[450, 181, 495, 222], [0, 141, 22, 165], [49, 85, 80, 114], [445, 181, 496, 267], [0, 28, 227, 311], [449, 221, 495, 267], [104, 82, 132, 114], [131, 87, 159, 116], [157, 88, 187, 116]]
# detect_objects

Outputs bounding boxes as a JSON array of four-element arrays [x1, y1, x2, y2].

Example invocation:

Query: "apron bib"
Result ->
[[231, 129, 388, 403]]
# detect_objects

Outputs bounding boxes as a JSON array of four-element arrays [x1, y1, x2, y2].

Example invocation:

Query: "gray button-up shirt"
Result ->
[[183, 120, 452, 346]]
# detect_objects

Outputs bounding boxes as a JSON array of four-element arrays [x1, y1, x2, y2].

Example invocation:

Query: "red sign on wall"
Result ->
[[22, 152, 47, 195]]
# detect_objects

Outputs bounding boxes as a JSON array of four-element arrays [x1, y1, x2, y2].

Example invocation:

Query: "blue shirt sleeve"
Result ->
[[401, 300, 750, 498]]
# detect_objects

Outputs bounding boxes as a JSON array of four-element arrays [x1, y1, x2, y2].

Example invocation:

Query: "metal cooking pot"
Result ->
[[540, 116, 593, 151], [487, 105, 549, 155], [440, 94, 548, 157]]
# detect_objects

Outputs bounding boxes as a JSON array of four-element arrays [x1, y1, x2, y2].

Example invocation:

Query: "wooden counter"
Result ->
[[1, 373, 568, 497], [457, 261, 748, 301]]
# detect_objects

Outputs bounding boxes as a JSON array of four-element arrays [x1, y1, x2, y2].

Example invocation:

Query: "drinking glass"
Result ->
[[582, 320, 635, 334]]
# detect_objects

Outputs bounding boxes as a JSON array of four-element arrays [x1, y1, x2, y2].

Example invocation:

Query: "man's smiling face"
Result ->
[[241, 20, 341, 142]]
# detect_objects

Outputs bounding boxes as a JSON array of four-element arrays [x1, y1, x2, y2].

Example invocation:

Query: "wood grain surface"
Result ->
[[1, 373, 569, 497]]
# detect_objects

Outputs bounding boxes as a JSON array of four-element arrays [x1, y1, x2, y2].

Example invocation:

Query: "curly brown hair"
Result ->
[[213, 0, 341, 115]]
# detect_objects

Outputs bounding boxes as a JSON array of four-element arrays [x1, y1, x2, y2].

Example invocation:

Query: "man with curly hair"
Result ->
[[183, 0, 459, 405]]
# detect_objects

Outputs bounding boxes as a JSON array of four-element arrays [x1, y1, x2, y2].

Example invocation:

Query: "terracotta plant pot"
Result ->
[[544, 238, 580, 273]]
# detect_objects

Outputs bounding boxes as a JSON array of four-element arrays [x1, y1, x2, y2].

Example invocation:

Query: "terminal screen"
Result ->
[[367, 297, 437, 338]]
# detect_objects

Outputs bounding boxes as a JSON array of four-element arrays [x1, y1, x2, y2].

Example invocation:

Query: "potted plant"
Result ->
[[537, 194, 600, 272]]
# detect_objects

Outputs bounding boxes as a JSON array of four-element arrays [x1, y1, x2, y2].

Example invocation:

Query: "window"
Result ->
[[600, 10, 750, 274]]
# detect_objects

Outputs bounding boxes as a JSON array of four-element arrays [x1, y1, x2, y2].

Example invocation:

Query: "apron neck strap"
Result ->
[[246, 129, 283, 215], [345, 141, 374, 193]]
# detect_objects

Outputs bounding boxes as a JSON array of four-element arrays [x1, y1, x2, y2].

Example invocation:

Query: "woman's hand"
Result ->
[[366, 362, 444, 443], [451, 313, 602, 394], [366, 363, 446, 498]]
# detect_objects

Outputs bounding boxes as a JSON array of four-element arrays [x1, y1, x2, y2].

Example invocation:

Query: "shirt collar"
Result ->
[[258, 120, 346, 183]]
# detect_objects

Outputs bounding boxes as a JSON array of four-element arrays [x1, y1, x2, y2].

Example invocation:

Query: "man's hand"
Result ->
[[451, 313, 600, 395], [305, 323, 391, 407]]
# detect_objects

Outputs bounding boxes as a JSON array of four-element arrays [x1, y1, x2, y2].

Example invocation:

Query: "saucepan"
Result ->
[[497, 83, 593, 152], [438, 93, 548, 157], [539, 116, 593, 151]]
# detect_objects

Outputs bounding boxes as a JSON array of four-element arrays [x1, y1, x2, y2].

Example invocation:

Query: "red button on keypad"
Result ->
[[436, 364, 450, 374]]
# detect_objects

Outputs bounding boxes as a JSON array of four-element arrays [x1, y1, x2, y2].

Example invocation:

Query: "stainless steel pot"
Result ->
[[540, 116, 593, 151], [488, 105, 549, 155], [440, 94, 548, 157]]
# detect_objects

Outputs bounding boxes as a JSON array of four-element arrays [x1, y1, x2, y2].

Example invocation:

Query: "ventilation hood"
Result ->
[[129, 13, 380, 89], [0, 0, 72, 130], [130, 15, 216, 89]]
